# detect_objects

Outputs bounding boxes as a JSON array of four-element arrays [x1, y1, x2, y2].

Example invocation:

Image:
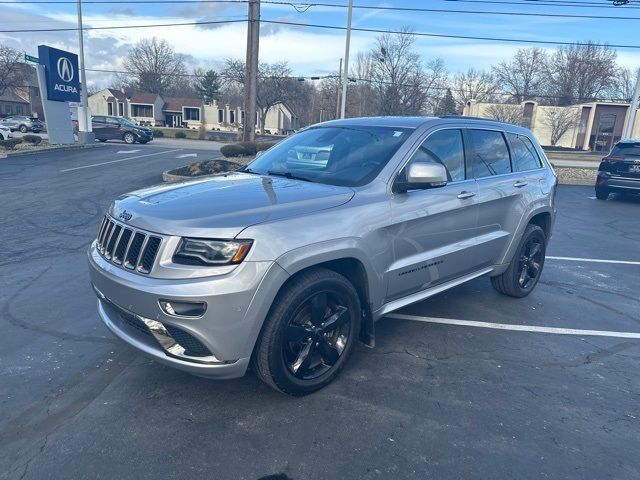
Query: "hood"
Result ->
[[109, 172, 355, 238]]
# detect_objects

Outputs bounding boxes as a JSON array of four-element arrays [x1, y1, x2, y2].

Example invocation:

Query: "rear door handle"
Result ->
[[457, 191, 476, 199], [513, 181, 528, 188]]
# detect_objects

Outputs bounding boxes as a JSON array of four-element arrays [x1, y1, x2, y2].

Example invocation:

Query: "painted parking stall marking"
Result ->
[[546, 256, 640, 266], [386, 313, 640, 339], [60, 149, 182, 172]]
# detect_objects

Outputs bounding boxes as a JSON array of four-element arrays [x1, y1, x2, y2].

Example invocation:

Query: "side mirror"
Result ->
[[395, 162, 448, 193], [255, 150, 264, 158]]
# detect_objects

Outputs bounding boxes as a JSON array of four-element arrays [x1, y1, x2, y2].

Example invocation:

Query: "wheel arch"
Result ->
[[494, 205, 554, 272], [275, 243, 381, 347]]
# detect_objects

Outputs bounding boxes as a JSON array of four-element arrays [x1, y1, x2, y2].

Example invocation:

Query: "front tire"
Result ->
[[491, 224, 546, 298], [252, 268, 361, 396], [123, 132, 136, 144], [98, 139, 107, 143], [19, 125, 28, 133]]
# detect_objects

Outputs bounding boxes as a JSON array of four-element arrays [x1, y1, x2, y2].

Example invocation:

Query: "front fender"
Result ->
[[275, 238, 384, 312]]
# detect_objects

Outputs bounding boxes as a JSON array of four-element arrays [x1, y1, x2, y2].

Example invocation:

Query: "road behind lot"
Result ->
[[0, 147, 639, 480]]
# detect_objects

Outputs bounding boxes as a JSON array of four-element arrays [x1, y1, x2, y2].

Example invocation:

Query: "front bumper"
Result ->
[[88, 242, 289, 378]]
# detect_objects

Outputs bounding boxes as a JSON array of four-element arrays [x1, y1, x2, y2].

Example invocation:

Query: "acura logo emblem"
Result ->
[[57, 57, 74, 82]]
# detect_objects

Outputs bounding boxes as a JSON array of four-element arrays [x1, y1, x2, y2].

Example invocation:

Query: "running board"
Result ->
[[374, 267, 494, 319]]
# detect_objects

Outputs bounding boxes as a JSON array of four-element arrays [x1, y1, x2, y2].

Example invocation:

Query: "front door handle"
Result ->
[[457, 191, 476, 199], [513, 180, 528, 188]]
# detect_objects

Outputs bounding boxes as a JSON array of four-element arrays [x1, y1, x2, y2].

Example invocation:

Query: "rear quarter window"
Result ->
[[508, 133, 542, 171]]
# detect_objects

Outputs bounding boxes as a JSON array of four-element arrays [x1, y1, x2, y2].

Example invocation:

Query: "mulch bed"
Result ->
[[169, 159, 244, 177]]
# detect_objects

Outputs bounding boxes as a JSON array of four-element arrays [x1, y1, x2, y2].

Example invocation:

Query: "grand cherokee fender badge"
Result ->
[[118, 210, 133, 222]]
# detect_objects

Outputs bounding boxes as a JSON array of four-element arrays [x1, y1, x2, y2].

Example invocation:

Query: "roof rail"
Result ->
[[439, 115, 503, 122]]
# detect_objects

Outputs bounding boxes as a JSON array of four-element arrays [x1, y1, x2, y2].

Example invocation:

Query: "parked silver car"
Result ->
[[0, 115, 44, 133], [88, 116, 557, 395]]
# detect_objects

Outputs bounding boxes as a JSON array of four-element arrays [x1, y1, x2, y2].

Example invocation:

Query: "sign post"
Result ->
[[36, 45, 82, 145]]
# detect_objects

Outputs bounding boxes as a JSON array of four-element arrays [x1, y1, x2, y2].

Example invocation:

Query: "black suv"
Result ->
[[596, 140, 640, 200], [92, 116, 153, 144]]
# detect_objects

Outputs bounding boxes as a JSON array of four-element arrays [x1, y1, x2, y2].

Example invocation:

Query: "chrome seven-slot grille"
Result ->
[[95, 216, 162, 274]]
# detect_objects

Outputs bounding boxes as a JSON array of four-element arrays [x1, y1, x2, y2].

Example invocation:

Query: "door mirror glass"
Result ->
[[397, 162, 448, 192]]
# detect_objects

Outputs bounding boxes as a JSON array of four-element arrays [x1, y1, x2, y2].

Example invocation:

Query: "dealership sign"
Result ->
[[37, 45, 81, 102]]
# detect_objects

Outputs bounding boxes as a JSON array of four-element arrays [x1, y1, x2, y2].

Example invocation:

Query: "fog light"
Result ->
[[159, 300, 207, 318]]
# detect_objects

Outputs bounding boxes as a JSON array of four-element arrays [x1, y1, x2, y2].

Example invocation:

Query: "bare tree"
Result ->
[[607, 67, 640, 102], [223, 60, 294, 132], [122, 38, 187, 95], [0, 44, 27, 96], [545, 42, 617, 106], [368, 28, 443, 116], [450, 68, 498, 109], [542, 108, 578, 146], [492, 48, 548, 103], [485, 104, 525, 126]]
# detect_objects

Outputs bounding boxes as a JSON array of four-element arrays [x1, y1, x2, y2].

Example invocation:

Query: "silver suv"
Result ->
[[89, 116, 557, 395]]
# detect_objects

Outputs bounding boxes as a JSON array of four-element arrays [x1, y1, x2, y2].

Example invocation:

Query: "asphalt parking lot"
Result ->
[[1, 148, 639, 480]]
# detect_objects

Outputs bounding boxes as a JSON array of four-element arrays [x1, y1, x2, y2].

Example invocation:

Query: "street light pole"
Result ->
[[339, 0, 353, 119], [623, 68, 640, 139], [77, 0, 94, 144]]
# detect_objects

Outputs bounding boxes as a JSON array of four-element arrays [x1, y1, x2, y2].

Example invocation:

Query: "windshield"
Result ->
[[245, 126, 412, 187]]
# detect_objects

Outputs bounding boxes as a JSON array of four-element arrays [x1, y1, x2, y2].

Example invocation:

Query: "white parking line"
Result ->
[[60, 149, 182, 172], [386, 313, 640, 339], [546, 256, 640, 266]]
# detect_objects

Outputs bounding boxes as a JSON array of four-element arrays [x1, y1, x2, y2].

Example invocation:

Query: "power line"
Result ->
[[260, 0, 640, 20], [4, 0, 640, 10], [0, 18, 246, 33], [260, 19, 640, 49]]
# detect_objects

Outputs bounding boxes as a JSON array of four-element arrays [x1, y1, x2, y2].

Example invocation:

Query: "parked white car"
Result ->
[[0, 124, 13, 140]]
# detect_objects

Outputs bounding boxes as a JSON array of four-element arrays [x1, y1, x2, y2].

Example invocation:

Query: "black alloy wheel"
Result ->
[[491, 224, 546, 298], [252, 268, 361, 396], [283, 291, 351, 380], [517, 236, 543, 290]]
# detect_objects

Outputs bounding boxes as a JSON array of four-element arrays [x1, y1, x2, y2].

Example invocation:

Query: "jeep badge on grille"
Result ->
[[119, 210, 133, 222]]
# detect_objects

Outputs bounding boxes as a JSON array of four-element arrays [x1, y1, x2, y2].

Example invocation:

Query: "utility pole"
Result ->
[[243, 0, 260, 142], [339, 0, 353, 119], [335, 58, 342, 119], [76, 0, 94, 144], [623, 69, 640, 139]]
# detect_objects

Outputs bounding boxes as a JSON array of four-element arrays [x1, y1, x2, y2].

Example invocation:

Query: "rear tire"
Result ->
[[491, 224, 546, 298], [252, 268, 361, 396], [595, 187, 609, 200], [98, 139, 107, 143]]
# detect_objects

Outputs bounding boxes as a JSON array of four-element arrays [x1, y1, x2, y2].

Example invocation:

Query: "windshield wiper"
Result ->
[[239, 166, 260, 174], [267, 170, 313, 182]]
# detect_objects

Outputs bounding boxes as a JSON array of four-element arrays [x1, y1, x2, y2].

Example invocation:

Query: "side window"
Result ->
[[93, 116, 104, 123], [406, 129, 465, 182], [468, 129, 512, 178], [508, 133, 542, 171], [106, 117, 120, 125]]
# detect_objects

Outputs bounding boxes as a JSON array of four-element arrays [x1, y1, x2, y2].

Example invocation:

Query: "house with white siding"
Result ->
[[88, 89, 298, 134]]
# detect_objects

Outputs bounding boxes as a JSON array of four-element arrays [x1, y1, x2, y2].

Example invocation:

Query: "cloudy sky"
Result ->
[[2, 0, 640, 89]]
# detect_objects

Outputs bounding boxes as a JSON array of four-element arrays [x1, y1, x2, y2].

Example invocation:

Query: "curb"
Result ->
[[4, 143, 103, 158], [162, 170, 204, 183]]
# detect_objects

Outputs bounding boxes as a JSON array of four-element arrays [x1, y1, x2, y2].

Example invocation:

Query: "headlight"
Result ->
[[173, 238, 253, 266]]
